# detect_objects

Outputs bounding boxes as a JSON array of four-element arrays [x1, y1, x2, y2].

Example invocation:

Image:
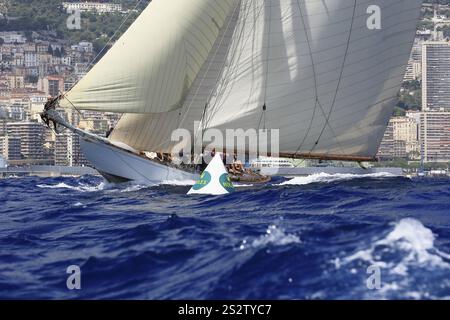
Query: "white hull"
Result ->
[[80, 138, 199, 184]]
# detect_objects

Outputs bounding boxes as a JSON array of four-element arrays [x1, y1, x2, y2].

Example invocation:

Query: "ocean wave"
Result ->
[[331, 218, 450, 299], [234, 184, 255, 188], [161, 179, 196, 186], [109, 184, 150, 193], [37, 181, 107, 192], [239, 225, 300, 250], [279, 172, 400, 186], [4, 175, 450, 299], [342, 218, 450, 272]]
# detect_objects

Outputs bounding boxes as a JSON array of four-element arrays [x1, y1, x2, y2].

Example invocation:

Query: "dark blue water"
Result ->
[[0, 173, 450, 300]]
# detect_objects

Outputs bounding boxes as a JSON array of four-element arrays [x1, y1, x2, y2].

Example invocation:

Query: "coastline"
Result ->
[[0, 165, 99, 178]]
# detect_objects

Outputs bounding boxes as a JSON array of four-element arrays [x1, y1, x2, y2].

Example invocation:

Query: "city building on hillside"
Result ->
[[0, 118, 7, 136], [7, 75, 24, 89], [24, 51, 39, 68], [391, 117, 420, 156], [6, 122, 45, 160], [406, 111, 421, 124], [78, 118, 109, 135], [411, 40, 422, 62], [38, 76, 64, 97], [62, 2, 122, 13], [422, 42, 450, 111], [404, 58, 422, 81], [416, 30, 433, 42], [378, 123, 407, 160], [6, 105, 27, 121], [71, 41, 94, 54], [420, 111, 450, 162], [0, 154, 7, 168], [55, 132, 89, 167], [0, 135, 22, 160], [74, 63, 89, 79], [377, 116, 420, 160], [0, 32, 26, 44]]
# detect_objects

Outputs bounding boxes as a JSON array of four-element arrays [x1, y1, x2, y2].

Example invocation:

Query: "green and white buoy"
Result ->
[[188, 154, 234, 195]]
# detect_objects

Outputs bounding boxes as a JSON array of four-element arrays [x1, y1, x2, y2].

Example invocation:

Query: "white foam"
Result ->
[[279, 172, 398, 186], [343, 218, 450, 272], [234, 184, 254, 188], [239, 225, 300, 250], [334, 218, 450, 299], [37, 182, 106, 192], [161, 179, 196, 186]]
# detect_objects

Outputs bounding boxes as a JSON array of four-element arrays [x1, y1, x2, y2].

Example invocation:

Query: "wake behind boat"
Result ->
[[41, 0, 422, 185]]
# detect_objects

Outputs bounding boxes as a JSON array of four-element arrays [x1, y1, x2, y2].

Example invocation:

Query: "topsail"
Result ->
[[61, 0, 423, 161]]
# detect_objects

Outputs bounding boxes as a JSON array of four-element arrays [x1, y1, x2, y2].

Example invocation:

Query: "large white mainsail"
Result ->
[[189, 0, 424, 160], [61, 0, 423, 161]]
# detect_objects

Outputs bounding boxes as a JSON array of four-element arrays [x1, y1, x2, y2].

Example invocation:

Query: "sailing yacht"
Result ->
[[43, 0, 423, 184]]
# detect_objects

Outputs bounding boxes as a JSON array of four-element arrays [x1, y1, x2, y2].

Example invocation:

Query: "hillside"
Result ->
[[0, 1, 151, 53]]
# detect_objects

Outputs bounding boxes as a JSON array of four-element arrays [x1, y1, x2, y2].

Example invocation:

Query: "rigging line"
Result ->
[[181, 0, 241, 127], [292, 0, 320, 156], [262, 0, 272, 103], [202, 0, 263, 132], [133, 1, 243, 154], [201, 0, 259, 131], [293, 0, 346, 158], [203, 0, 264, 127], [82, 0, 146, 74], [308, 0, 357, 155], [173, 1, 241, 138], [203, 0, 246, 110], [199, 0, 245, 136], [248, 0, 260, 122], [259, 0, 272, 131], [62, 94, 83, 117], [66, 0, 146, 94]]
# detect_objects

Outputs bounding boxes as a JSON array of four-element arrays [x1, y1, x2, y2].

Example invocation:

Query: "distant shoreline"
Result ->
[[0, 165, 99, 178]]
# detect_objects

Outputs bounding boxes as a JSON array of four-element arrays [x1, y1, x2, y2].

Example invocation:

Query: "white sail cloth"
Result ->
[[66, 0, 423, 159], [60, 0, 237, 114]]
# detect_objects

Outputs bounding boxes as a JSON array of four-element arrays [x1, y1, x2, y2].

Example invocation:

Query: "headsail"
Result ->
[[64, 0, 423, 161], [60, 0, 238, 114]]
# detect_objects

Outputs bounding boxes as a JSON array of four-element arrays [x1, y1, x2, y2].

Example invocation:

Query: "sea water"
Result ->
[[0, 174, 449, 299]]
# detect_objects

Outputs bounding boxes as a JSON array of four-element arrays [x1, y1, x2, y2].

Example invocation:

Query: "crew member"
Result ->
[[230, 154, 244, 175], [41, 95, 61, 131]]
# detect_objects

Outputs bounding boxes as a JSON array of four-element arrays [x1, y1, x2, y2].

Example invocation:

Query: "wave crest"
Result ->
[[342, 218, 450, 273], [37, 182, 107, 192], [239, 225, 300, 250], [279, 172, 399, 186]]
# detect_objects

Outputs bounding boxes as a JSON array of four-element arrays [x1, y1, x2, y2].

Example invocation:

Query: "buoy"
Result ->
[[188, 153, 234, 195]]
